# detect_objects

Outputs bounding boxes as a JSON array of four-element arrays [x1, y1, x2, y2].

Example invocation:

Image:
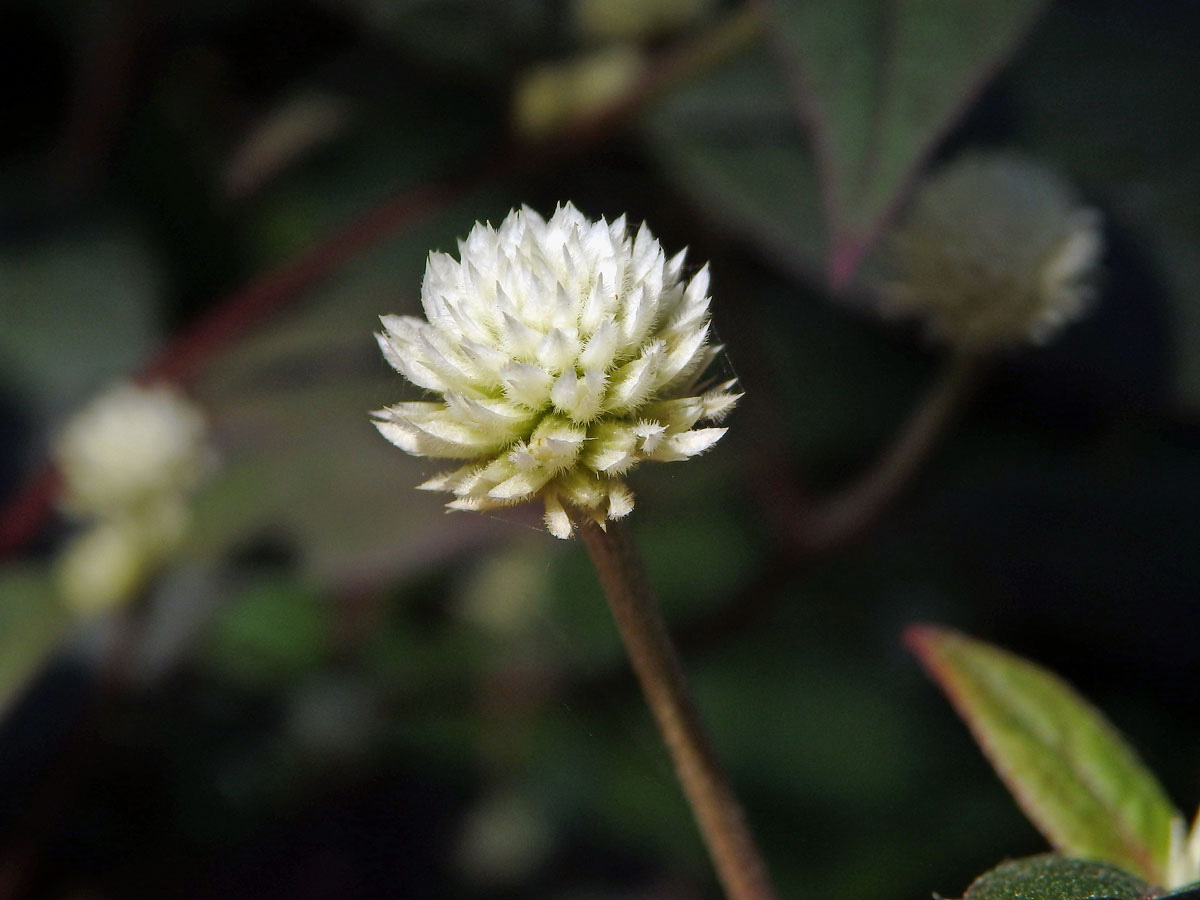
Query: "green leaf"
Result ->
[[963, 854, 1151, 900], [0, 565, 73, 718], [187, 193, 518, 588], [0, 225, 161, 417], [907, 626, 1178, 885], [643, 47, 827, 282], [200, 578, 330, 688], [770, 0, 1049, 287]]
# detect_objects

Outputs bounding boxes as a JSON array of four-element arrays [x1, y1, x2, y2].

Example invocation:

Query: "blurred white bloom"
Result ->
[[57, 518, 147, 616], [56, 498, 187, 615], [53, 382, 213, 615], [455, 788, 552, 886], [880, 152, 1103, 351], [55, 381, 212, 517], [373, 203, 738, 539], [511, 46, 643, 140], [456, 543, 550, 635]]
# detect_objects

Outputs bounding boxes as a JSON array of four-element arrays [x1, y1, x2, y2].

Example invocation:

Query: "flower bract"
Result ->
[[880, 152, 1103, 351], [373, 202, 738, 538]]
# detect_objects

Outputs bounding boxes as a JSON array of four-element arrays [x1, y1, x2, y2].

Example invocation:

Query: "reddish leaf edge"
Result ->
[[766, 0, 1052, 292], [904, 623, 1172, 887]]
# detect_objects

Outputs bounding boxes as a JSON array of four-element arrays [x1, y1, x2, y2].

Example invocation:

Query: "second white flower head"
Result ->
[[373, 202, 738, 538], [55, 381, 212, 518]]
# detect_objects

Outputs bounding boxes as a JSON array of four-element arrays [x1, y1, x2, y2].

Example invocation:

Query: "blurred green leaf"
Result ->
[[175, 74, 510, 587], [963, 854, 1150, 900], [643, 48, 827, 282], [770, 0, 1049, 287], [187, 195, 520, 586], [200, 577, 330, 688], [243, 88, 496, 263], [908, 626, 1177, 885], [0, 226, 160, 418], [0, 564, 72, 718]]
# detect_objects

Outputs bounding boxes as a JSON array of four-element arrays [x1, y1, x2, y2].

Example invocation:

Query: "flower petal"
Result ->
[[645, 427, 727, 461], [543, 493, 573, 539]]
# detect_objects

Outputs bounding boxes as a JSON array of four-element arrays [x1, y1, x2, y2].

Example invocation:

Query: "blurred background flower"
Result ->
[[50, 381, 213, 614], [878, 153, 1102, 351], [0, 2, 1198, 900]]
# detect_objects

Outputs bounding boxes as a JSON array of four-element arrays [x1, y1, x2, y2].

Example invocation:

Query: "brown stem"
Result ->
[[791, 350, 983, 554], [576, 518, 778, 900]]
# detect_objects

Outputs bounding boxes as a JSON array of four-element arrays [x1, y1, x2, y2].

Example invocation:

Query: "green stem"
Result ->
[[794, 350, 983, 554], [577, 518, 778, 900]]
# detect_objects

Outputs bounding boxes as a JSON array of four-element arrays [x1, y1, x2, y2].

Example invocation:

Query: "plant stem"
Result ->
[[793, 350, 983, 554], [576, 518, 778, 900]]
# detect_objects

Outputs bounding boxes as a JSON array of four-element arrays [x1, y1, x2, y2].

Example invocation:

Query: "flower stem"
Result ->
[[576, 518, 778, 900], [793, 350, 983, 554]]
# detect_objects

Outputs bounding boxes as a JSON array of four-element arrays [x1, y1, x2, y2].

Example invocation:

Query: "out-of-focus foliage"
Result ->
[[963, 855, 1150, 900], [909, 627, 1178, 886], [0, 565, 70, 716], [648, 0, 1049, 286], [0, 227, 161, 420], [0, 1, 1198, 899], [187, 198, 519, 585]]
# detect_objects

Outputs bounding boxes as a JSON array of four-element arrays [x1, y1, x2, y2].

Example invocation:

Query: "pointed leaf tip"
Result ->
[[902, 622, 941, 656], [771, 0, 1052, 285], [906, 624, 1179, 886]]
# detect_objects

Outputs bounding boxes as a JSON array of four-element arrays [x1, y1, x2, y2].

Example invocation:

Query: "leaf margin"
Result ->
[[906, 623, 1180, 886]]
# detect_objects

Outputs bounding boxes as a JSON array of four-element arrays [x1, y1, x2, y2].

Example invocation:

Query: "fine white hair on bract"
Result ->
[[373, 202, 740, 538]]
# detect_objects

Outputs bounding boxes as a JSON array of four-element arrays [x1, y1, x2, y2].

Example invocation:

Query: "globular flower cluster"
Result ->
[[373, 203, 738, 539], [53, 382, 213, 614], [880, 152, 1103, 351], [56, 381, 211, 518]]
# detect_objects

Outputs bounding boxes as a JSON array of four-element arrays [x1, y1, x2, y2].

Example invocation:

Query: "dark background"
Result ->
[[1, 1, 1198, 899]]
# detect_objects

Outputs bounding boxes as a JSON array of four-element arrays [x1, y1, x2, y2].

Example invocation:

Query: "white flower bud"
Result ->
[[511, 46, 644, 141], [54, 382, 213, 518], [52, 382, 214, 615], [55, 497, 187, 616], [374, 203, 739, 538], [879, 152, 1103, 351]]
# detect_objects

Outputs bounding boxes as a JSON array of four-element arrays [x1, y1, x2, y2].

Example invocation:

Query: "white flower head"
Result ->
[[879, 152, 1103, 351], [373, 202, 739, 538], [54, 381, 213, 518]]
